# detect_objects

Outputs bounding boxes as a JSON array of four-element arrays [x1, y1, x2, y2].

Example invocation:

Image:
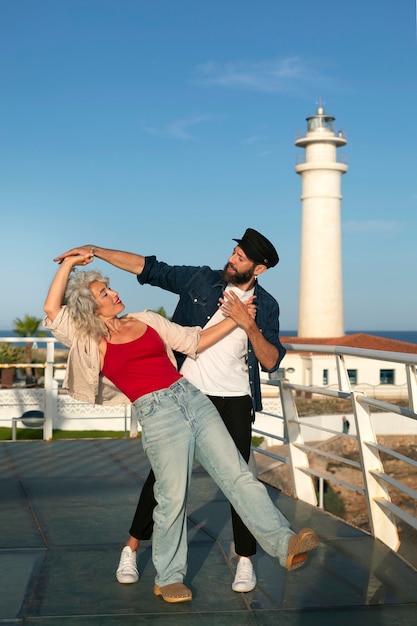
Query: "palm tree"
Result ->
[[154, 306, 171, 320], [13, 314, 48, 383]]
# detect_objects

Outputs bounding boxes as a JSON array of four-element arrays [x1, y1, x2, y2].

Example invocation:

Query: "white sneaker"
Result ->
[[116, 546, 139, 584], [232, 556, 257, 592]]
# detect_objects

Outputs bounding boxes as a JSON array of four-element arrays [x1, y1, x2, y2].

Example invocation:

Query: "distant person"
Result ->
[[342, 416, 350, 434], [55, 228, 286, 593], [44, 251, 319, 603]]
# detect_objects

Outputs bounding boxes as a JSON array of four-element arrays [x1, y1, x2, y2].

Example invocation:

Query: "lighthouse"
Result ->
[[295, 104, 348, 338]]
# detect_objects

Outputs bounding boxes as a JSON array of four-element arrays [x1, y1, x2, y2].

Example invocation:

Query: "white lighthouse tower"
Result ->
[[295, 104, 348, 338]]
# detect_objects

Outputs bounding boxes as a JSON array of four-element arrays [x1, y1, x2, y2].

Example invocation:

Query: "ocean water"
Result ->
[[2, 329, 417, 346]]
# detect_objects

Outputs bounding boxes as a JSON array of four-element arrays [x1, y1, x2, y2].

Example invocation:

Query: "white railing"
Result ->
[[3, 336, 417, 553], [252, 343, 417, 553], [0, 337, 135, 438]]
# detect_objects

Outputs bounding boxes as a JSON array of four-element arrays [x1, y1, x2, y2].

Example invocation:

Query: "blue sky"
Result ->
[[1, 0, 416, 331]]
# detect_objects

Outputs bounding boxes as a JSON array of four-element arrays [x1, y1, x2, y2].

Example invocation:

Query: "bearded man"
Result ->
[[55, 228, 286, 593]]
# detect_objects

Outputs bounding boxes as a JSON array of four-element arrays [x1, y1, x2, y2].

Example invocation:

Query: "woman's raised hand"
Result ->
[[58, 249, 94, 268], [54, 245, 94, 264]]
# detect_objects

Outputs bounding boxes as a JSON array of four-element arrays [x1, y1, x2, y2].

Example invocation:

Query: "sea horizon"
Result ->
[[1, 329, 417, 346]]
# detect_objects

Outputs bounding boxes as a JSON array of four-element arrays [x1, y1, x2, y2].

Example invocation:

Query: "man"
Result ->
[[55, 228, 286, 593]]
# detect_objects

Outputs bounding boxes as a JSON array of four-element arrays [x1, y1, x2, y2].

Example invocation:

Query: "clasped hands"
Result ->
[[55, 248, 94, 268], [219, 291, 256, 329]]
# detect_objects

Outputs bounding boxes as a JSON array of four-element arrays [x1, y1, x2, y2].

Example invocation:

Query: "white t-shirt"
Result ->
[[180, 285, 254, 397]]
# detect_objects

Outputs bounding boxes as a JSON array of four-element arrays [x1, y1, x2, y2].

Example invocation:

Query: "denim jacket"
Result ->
[[138, 256, 286, 412]]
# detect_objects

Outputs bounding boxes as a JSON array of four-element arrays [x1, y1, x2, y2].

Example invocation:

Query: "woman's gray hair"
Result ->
[[64, 269, 110, 341]]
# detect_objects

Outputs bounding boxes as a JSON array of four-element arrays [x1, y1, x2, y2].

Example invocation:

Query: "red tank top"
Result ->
[[102, 326, 182, 402]]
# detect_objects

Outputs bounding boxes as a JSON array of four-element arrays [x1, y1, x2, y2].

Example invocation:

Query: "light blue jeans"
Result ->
[[133, 378, 294, 587]]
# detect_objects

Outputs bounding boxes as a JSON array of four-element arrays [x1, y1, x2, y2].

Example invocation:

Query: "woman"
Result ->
[[44, 251, 318, 603]]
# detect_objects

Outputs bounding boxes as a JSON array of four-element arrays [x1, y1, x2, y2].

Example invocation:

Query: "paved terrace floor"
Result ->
[[1, 438, 417, 626]]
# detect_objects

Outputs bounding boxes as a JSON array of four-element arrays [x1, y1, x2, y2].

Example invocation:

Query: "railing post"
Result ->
[[318, 477, 324, 509], [126, 403, 137, 437], [352, 391, 400, 551], [43, 340, 55, 440], [336, 354, 352, 392], [279, 380, 317, 506], [406, 364, 417, 414]]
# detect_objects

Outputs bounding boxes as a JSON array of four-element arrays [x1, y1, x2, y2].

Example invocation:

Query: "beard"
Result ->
[[221, 262, 256, 286]]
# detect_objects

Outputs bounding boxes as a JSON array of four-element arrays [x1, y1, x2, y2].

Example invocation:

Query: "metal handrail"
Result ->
[[295, 153, 348, 165], [252, 342, 417, 553]]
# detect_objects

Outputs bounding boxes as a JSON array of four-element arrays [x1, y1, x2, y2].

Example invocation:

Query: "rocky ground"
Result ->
[[255, 434, 417, 570]]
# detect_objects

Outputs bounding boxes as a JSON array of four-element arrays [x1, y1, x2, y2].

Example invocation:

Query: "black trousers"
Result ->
[[129, 393, 257, 557]]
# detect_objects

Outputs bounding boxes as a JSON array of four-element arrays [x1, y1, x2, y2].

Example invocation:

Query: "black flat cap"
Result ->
[[233, 228, 279, 268]]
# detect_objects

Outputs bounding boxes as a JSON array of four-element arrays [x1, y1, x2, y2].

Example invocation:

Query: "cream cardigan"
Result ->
[[43, 307, 201, 406]]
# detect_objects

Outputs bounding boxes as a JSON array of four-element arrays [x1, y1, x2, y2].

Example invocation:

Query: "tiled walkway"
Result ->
[[1, 439, 417, 625]]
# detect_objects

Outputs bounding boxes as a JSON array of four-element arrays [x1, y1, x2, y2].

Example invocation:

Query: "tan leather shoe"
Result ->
[[285, 528, 319, 571], [154, 582, 193, 603]]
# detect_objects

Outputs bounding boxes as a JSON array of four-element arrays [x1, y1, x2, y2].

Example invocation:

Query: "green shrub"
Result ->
[[251, 435, 265, 447], [316, 482, 345, 517], [0, 427, 141, 441], [0, 343, 24, 364]]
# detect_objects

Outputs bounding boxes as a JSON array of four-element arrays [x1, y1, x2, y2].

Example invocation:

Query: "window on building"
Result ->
[[380, 369, 395, 385], [323, 369, 328, 385], [347, 369, 357, 384]]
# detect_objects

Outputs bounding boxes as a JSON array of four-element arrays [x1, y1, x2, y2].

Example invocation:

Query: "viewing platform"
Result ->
[[1, 438, 417, 625]]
